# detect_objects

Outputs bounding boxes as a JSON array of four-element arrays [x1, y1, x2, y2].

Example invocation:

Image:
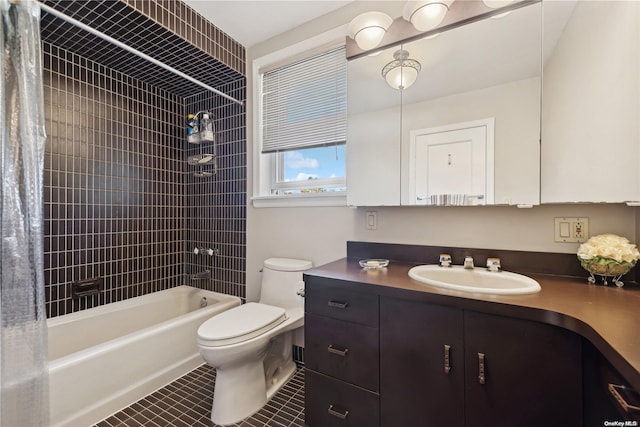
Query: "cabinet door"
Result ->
[[541, 0, 640, 203], [346, 50, 401, 207], [380, 297, 464, 427], [464, 311, 582, 427]]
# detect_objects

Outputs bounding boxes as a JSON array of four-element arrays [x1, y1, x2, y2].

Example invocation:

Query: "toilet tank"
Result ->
[[259, 258, 313, 309]]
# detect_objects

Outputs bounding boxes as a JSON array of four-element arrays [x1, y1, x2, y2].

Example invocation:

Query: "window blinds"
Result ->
[[261, 45, 347, 154]]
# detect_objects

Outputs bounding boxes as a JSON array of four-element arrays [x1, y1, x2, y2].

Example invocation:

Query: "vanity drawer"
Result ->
[[584, 340, 640, 425], [305, 369, 380, 427], [305, 279, 378, 327], [305, 313, 379, 391]]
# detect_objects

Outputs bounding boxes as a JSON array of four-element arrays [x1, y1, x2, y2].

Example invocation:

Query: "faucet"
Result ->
[[486, 257, 502, 272], [463, 256, 474, 269]]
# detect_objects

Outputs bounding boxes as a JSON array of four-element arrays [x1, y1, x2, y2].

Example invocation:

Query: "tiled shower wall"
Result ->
[[184, 86, 247, 298], [42, 2, 247, 318]]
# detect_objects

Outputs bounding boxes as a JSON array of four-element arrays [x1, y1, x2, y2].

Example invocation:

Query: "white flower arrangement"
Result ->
[[577, 234, 640, 280], [578, 234, 640, 264]]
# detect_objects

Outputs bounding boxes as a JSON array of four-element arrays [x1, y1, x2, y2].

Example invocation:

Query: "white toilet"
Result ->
[[197, 257, 312, 426]]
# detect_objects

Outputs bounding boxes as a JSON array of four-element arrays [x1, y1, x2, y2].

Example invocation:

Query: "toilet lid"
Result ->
[[198, 302, 287, 347]]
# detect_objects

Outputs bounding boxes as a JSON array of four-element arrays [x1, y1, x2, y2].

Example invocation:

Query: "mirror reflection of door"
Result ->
[[409, 118, 494, 205]]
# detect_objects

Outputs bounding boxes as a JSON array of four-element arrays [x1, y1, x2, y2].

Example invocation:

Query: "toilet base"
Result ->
[[210, 360, 297, 426], [266, 359, 296, 401]]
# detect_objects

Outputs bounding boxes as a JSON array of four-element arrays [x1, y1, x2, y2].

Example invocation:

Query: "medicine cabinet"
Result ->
[[541, 0, 640, 204], [347, 1, 543, 207]]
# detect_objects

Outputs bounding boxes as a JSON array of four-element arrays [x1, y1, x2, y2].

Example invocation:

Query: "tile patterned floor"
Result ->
[[94, 365, 306, 427]]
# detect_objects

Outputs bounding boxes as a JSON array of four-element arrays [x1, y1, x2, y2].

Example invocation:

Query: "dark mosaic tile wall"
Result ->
[[41, 1, 247, 318], [184, 83, 247, 300], [40, 0, 245, 96], [42, 42, 186, 318], [122, 0, 245, 75]]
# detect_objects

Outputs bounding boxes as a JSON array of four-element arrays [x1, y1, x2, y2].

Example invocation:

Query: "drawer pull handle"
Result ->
[[327, 404, 349, 420], [608, 383, 640, 414], [327, 345, 349, 357], [478, 352, 486, 385], [328, 300, 349, 309], [444, 344, 451, 374]]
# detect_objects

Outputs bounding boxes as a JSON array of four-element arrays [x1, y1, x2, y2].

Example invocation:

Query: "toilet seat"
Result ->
[[198, 302, 287, 347]]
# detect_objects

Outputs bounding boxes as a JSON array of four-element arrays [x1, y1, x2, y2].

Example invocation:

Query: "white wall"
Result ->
[[246, 1, 639, 306]]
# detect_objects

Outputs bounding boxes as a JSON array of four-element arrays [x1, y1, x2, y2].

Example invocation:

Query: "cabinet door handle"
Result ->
[[478, 352, 486, 385], [327, 345, 349, 357], [444, 344, 451, 374], [328, 300, 349, 309], [327, 404, 349, 420], [608, 383, 640, 414]]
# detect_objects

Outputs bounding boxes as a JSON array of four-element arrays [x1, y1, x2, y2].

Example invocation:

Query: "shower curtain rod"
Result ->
[[34, 0, 245, 106]]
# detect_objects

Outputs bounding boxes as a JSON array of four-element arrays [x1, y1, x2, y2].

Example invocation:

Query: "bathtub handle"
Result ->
[[296, 288, 305, 297]]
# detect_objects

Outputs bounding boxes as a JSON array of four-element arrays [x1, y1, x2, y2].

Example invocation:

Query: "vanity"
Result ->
[[304, 242, 640, 427]]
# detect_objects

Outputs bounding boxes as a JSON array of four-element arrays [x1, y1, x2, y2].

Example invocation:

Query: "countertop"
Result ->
[[305, 258, 640, 391]]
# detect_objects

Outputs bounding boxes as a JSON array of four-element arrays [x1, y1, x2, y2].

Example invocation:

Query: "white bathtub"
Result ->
[[47, 285, 241, 427]]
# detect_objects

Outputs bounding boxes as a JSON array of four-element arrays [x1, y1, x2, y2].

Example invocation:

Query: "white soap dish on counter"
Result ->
[[359, 259, 389, 269]]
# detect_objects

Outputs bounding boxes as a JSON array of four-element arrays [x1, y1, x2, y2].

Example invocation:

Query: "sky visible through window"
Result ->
[[283, 145, 346, 182]]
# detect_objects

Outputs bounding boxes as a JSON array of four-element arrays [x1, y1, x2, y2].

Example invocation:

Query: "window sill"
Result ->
[[251, 192, 347, 208]]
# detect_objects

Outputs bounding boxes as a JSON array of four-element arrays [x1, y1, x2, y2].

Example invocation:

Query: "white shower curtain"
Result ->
[[0, 0, 49, 425]]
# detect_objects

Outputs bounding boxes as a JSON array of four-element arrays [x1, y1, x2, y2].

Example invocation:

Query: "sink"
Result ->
[[408, 265, 541, 295]]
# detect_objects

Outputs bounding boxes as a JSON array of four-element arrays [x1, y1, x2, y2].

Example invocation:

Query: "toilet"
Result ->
[[197, 257, 312, 425]]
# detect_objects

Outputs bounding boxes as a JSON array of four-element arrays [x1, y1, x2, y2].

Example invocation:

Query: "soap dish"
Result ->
[[359, 259, 389, 269]]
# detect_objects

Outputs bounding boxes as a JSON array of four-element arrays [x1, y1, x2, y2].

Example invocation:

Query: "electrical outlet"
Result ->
[[554, 217, 589, 243]]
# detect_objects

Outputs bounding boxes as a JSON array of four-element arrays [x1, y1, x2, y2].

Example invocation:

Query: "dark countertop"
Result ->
[[305, 258, 640, 391]]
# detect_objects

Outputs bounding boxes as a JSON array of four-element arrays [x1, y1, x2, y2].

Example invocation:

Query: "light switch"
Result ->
[[554, 217, 589, 243], [366, 211, 377, 230]]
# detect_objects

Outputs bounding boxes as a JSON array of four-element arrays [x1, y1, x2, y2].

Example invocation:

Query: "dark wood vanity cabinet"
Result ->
[[380, 297, 583, 427], [305, 276, 583, 426], [304, 278, 380, 427]]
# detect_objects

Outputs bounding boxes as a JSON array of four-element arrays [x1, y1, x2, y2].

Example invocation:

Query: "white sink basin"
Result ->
[[408, 265, 541, 295]]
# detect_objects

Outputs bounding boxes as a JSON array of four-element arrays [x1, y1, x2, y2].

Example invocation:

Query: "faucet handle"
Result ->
[[486, 257, 501, 272], [439, 253, 452, 267]]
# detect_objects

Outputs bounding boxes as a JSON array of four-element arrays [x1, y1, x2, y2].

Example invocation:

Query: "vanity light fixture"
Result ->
[[403, 0, 454, 32], [347, 11, 393, 51], [381, 49, 421, 90]]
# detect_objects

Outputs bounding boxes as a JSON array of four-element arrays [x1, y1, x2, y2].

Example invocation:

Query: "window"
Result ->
[[273, 145, 347, 195], [254, 44, 347, 205]]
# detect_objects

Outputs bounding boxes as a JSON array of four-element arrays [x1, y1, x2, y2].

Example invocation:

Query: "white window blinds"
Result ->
[[261, 45, 347, 154]]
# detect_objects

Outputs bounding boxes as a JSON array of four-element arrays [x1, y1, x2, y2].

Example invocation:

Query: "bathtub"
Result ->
[[47, 285, 241, 427]]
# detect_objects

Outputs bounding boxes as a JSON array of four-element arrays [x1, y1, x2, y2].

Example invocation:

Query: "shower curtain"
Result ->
[[0, 0, 49, 425]]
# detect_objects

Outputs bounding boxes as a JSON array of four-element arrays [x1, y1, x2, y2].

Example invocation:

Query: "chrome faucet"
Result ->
[[486, 257, 502, 272], [463, 256, 474, 269]]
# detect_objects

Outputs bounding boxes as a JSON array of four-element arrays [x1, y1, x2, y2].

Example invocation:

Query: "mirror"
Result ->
[[347, 2, 545, 206], [346, 44, 402, 206], [541, 1, 640, 203]]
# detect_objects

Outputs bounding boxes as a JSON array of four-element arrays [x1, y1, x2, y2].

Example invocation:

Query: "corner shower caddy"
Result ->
[[188, 110, 218, 178]]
